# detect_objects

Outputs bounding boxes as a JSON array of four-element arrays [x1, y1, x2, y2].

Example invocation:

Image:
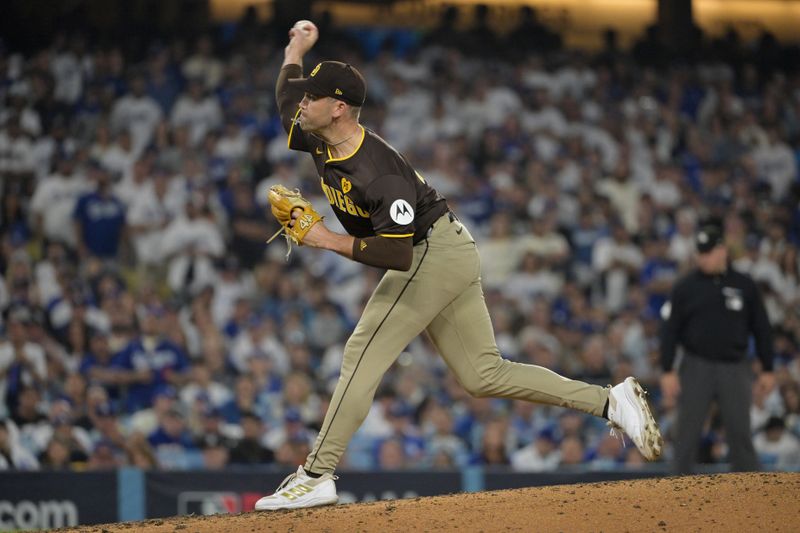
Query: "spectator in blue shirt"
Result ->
[[146, 48, 182, 114], [79, 328, 124, 404], [114, 304, 190, 412], [570, 208, 606, 286], [219, 374, 264, 424], [73, 163, 126, 260], [147, 406, 198, 470], [375, 401, 425, 468], [639, 237, 678, 317]]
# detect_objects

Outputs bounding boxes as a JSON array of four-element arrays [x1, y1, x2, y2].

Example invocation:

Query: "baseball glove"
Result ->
[[266, 184, 324, 258]]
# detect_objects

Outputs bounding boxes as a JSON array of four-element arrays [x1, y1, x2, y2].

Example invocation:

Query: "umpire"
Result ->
[[660, 224, 775, 473]]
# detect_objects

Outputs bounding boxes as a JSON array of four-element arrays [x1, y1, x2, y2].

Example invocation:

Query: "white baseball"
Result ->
[[293, 20, 315, 35]]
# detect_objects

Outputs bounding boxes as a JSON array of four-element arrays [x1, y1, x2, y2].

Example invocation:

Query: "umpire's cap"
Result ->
[[695, 225, 723, 254], [289, 61, 366, 106]]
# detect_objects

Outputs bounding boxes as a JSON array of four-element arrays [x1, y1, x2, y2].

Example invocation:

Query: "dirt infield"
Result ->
[[60, 472, 799, 533]]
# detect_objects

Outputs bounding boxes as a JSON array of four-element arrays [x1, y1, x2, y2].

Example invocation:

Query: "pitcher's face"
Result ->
[[298, 93, 337, 132]]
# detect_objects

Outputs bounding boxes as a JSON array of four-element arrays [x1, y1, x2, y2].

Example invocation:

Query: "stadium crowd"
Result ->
[[1, 11, 800, 473]]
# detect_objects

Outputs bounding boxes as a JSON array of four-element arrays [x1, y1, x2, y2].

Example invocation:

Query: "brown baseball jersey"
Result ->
[[277, 69, 447, 244]]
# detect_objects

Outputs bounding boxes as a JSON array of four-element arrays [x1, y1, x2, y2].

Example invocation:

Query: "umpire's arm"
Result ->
[[659, 282, 685, 401], [747, 278, 774, 372], [659, 283, 685, 373]]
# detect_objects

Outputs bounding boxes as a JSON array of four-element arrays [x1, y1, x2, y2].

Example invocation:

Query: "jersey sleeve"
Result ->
[[746, 276, 774, 371], [285, 107, 311, 152], [659, 280, 686, 371], [364, 174, 417, 238], [275, 65, 310, 153]]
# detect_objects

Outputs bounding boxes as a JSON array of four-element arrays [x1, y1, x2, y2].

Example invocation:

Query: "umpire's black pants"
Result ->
[[674, 355, 759, 474]]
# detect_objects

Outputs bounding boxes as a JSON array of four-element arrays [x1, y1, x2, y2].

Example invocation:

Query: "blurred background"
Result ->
[[0, 0, 799, 528]]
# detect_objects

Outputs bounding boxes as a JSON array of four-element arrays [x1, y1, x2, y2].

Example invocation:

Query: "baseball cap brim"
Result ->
[[287, 76, 325, 96], [287, 77, 362, 106]]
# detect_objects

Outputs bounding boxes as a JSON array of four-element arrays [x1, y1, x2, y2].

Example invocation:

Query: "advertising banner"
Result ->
[[0, 472, 117, 529], [145, 469, 462, 518]]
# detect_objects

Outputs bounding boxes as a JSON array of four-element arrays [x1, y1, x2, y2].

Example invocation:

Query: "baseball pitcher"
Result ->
[[255, 20, 663, 510]]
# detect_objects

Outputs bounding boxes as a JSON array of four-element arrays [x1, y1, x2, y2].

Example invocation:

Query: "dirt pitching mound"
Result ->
[[60, 472, 799, 532]]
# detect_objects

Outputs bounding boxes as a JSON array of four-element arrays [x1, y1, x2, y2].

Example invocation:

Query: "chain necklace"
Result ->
[[311, 127, 359, 148], [327, 130, 358, 147]]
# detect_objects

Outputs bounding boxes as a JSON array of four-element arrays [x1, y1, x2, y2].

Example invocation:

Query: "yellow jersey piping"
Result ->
[[326, 126, 365, 163], [287, 108, 302, 148]]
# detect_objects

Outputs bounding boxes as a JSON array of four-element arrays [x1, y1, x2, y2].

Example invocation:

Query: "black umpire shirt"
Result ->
[[660, 266, 773, 372]]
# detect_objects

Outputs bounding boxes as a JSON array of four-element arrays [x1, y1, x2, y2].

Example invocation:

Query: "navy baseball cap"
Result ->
[[695, 225, 723, 254], [288, 61, 366, 106]]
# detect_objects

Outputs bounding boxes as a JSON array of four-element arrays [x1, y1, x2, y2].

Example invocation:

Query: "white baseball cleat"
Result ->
[[607, 377, 663, 461], [254, 466, 338, 511]]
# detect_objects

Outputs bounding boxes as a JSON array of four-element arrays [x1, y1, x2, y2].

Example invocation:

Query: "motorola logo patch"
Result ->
[[390, 199, 414, 225]]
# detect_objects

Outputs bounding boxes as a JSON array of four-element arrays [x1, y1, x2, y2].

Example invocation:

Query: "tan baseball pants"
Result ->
[[304, 212, 609, 474]]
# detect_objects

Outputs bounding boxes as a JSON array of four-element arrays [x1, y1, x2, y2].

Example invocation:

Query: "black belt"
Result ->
[[686, 352, 746, 365], [418, 209, 458, 241]]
